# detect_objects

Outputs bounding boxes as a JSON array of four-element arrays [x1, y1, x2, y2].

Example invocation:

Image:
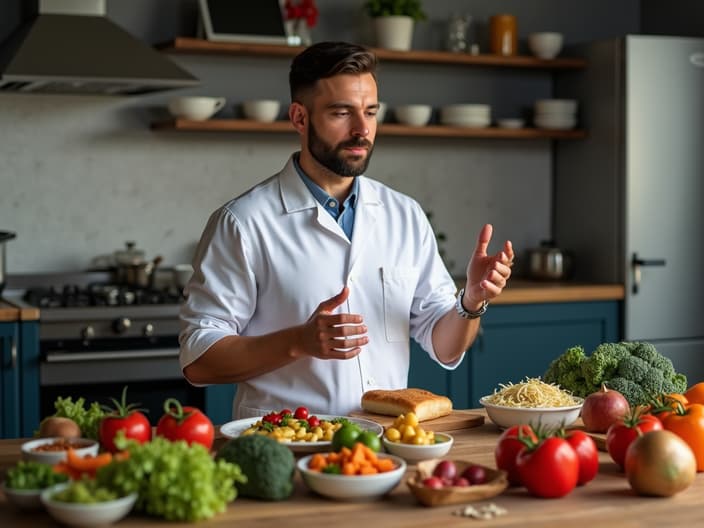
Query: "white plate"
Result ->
[[219, 415, 384, 453]]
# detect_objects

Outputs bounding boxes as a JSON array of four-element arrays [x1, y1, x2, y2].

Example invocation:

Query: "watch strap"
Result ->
[[455, 288, 488, 319]]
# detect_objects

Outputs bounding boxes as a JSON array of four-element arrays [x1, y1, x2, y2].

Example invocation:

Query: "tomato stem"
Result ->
[[163, 398, 193, 425]]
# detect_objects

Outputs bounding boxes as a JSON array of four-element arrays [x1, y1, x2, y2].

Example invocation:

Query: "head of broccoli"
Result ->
[[215, 434, 295, 501]]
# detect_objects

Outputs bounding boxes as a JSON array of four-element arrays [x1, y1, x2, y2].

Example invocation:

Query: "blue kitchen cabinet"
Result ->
[[0, 319, 40, 439], [204, 384, 236, 425], [408, 301, 620, 408]]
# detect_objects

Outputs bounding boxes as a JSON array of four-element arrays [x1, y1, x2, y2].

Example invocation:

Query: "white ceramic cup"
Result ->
[[242, 100, 281, 122], [528, 32, 564, 60], [395, 104, 432, 127], [168, 96, 226, 121]]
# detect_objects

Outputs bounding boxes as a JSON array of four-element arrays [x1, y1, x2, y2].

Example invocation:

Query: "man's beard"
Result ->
[[307, 121, 374, 177]]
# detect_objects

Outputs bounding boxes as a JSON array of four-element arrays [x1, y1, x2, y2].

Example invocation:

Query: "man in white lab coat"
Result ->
[[179, 42, 514, 419]]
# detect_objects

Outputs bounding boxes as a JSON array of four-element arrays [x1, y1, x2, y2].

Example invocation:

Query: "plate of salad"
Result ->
[[220, 407, 383, 453]]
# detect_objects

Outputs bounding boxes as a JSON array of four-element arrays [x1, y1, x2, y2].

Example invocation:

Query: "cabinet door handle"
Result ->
[[631, 252, 666, 294], [10, 336, 17, 370]]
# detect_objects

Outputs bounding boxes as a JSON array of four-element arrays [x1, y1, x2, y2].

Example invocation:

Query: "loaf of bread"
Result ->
[[361, 388, 453, 422]]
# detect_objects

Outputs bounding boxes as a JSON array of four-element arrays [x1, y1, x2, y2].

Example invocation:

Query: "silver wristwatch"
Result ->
[[455, 288, 488, 319]]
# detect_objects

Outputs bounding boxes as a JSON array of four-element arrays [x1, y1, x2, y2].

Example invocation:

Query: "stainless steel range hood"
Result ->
[[0, 0, 199, 95]]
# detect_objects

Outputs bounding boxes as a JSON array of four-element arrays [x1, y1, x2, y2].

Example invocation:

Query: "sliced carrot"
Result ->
[[374, 458, 395, 472], [308, 453, 327, 471], [66, 448, 113, 472], [359, 466, 378, 475], [342, 462, 356, 475]]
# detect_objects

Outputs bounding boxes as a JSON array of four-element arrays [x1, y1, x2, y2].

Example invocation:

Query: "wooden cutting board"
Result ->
[[349, 409, 485, 432]]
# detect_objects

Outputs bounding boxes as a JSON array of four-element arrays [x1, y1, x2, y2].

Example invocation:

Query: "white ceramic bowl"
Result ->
[[168, 96, 226, 121], [497, 118, 525, 129], [534, 99, 578, 115], [382, 433, 454, 463], [480, 396, 583, 429], [440, 116, 491, 128], [394, 104, 432, 127], [41, 484, 138, 527], [2, 482, 44, 510], [440, 104, 491, 118], [242, 99, 281, 122], [297, 453, 406, 500], [528, 32, 564, 59], [534, 115, 577, 130], [21, 437, 99, 465]]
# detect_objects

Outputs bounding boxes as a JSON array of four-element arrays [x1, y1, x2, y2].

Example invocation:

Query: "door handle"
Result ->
[[631, 252, 666, 294]]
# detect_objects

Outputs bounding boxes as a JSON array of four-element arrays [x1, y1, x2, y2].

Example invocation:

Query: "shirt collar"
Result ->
[[293, 152, 358, 213]]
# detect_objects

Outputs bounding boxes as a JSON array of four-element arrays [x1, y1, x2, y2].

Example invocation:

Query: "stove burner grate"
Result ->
[[24, 283, 183, 308]]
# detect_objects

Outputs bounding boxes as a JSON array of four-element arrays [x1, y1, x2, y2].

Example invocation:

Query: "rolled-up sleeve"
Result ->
[[178, 207, 257, 375]]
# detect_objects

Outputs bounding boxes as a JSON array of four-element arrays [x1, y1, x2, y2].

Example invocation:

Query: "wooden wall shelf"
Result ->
[[151, 119, 587, 140], [160, 38, 587, 70]]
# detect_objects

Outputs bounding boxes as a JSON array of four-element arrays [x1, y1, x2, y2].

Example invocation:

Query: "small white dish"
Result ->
[[382, 432, 454, 463], [528, 32, 564, 59], [394, 104, 432, 127], [534, 99, 578, 115], [21, 437, 99, 465], [219, 415, 383, 454], [41, 483, 138, 527], [497, 118, 525, 129], [297, 453, 406, 500], [242, 99, 281, 122], [2, 482, 44, 510], [480, 396, 583, 429]]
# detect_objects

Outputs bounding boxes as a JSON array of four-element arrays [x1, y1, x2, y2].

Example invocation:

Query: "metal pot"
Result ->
[[0, 231, 16, 294], [527, 240, 573, 280], [114, 241, 162, 288]]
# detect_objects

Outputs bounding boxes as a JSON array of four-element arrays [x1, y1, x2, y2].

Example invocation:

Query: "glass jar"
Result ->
[[446, 13, 472, 53], [489, 14, 517, 56]]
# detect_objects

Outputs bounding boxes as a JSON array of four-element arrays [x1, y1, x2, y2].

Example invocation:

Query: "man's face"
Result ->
[[304, 73, 378, 177]]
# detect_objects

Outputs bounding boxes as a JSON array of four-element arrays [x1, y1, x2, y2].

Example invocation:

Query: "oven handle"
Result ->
[[44, 349, 180, 363]]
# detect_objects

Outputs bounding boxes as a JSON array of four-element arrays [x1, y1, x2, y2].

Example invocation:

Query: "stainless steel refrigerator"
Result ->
[[554, 35, 704, 383]]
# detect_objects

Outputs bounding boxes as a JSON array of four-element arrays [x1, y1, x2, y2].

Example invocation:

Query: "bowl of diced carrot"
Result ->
[[297, 443, 407, 500]]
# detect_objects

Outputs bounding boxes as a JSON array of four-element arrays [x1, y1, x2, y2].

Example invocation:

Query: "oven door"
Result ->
[[40, 341, 206, 423]]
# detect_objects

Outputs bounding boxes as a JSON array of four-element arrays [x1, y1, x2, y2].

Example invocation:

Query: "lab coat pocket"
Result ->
[[381, 266, 419, 342]]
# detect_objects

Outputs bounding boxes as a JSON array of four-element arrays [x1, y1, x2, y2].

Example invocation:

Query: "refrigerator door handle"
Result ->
[[631, 252, 666, 294]]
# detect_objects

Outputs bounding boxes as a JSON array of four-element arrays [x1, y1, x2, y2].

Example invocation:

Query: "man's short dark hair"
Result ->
[[289, 41, 378, 103]]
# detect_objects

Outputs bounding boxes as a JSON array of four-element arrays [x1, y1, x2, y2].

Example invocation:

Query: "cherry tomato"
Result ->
[[516, 436, 579, 498], [263, 413, 282, 426], [280, 408, 293, 417], [494, 424, 537, 486], [99, 387, 152, 453], [606, 411, 662, 469], [294, 406, 309, 420], [307, 415, 320, 428], [564, 429, 599, 485], [156, 398, 214, 450]]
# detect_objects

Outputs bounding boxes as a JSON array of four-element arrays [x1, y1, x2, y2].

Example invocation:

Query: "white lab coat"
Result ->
[[179, 155, 462, 418]]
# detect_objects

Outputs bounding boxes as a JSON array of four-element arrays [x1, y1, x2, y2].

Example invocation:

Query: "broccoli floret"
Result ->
[[543, 345, 589, 395], [216, 434, 295, 501], [628, 341, 660, 364], [670, 373, 688, 394], [605, 377, 647, 406], [616, 355, 651, 383], [581, 342, 630, 387]]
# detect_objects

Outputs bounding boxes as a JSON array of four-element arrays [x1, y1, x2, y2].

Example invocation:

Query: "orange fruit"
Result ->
[[684, 382, 704, 405]]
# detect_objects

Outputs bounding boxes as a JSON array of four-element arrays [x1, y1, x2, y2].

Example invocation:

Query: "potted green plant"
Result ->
[[363, 0, 427, 51]]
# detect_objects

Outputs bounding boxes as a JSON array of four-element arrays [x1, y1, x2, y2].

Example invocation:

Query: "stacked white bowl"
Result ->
[[439, 104, 491, 128], [533, 99, 578, 130]]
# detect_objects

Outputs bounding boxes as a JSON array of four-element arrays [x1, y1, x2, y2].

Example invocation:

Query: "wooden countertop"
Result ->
[[478, 279, 624, 305], [1, 411, 700, 527], [0, 299, 40, 321]]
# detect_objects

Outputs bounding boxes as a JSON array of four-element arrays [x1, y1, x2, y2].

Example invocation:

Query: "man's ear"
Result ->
[[289, 102, 307, 134]]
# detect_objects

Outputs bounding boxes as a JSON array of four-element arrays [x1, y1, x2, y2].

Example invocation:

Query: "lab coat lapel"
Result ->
[[348, 177, 382, 274], [278, 156, 350, 243]]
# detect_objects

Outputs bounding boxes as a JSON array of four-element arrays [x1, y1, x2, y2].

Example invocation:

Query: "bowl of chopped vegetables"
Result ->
[[22, 437, 99, 465], [297, 445, 406, 500], [41, 481, 137, 527], [2, 460, 69, 509], [480, 377, 583, 429]]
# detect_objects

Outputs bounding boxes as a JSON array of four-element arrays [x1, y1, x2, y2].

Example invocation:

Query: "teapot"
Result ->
[[526, 240, 573, 280]]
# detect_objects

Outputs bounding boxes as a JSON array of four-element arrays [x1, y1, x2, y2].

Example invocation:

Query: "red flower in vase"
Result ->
[[284, 0, 319, 28]]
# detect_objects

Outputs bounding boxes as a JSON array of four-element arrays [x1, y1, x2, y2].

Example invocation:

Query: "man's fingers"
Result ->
[[318, 285, 350, 314], [473, 223, 493, 258]]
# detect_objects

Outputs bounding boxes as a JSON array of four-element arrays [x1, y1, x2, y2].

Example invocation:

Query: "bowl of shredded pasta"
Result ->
[[480, 377, 583, 429]]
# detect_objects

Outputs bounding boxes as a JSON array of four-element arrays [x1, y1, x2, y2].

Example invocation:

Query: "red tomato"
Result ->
[[280, 408, 293, 417], [307, 415, 320, 428], [263, 413, 282, 426], [99, 387, 152, 453], [516, 436, 579, 498], [564, 430, 599, 485], [156, 398, 214, 450], [606, 411, 662, 470], [494, 424, 537, 486], [294, 406, 309, 420]]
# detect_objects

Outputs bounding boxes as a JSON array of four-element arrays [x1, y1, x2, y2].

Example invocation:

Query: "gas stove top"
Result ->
[[24, 283, 183, 309]]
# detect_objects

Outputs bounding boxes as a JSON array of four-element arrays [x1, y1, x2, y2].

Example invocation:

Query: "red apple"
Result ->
[[581, 383, 630, 433]]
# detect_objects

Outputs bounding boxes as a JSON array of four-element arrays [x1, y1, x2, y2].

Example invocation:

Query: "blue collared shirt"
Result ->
[[293, 154, 358, 240]]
